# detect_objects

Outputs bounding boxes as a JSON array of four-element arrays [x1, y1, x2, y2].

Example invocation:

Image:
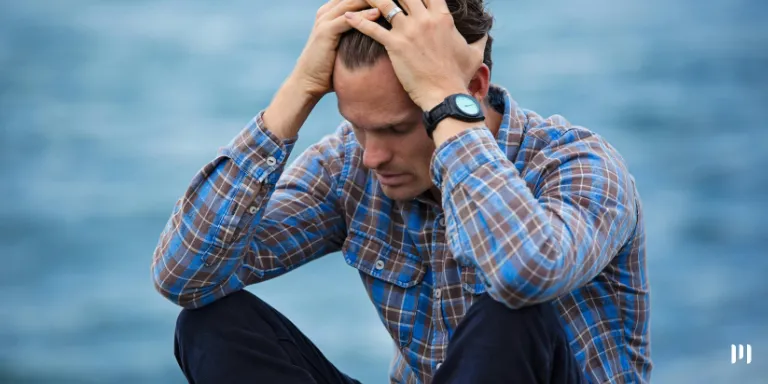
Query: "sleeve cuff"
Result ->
[[430, 127, 509, 193], [219, 111, 297, 184]]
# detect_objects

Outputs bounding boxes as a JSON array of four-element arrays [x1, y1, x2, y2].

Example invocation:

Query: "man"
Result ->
[[151, 0, 651, 383]]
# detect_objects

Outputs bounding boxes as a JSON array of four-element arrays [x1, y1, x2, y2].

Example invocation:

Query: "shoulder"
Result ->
[[518, 109, 631, 173], [516, 109, 639, 205]]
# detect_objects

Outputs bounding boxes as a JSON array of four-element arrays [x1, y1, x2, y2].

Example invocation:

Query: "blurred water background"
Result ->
[[1, 0, 767, 383]]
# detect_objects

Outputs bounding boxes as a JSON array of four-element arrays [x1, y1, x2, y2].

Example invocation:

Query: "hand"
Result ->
[[292, 0, 381, 100], [344, 0, 488, 110]]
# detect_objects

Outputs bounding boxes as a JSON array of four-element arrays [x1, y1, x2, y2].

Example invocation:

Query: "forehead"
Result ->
[[333, 57, 419, 128]]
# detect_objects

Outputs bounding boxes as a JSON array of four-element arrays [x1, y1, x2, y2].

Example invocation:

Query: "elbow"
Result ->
[[150, 259, 190, 309], [153, 281, 202, 310], [486, 267, 565, 310], [150, 248, 205, 310], [485, 274, 561, 310], [151, 246, 249, 310], [151, 267, 213, 310], [485, 240, 573, 309]]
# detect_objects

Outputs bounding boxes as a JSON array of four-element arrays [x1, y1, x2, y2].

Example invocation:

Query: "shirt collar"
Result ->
[[489, 84, 525, 162]]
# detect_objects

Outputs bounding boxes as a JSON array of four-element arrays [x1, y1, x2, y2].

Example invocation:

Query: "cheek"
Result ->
[[398, 131, 435, 171]]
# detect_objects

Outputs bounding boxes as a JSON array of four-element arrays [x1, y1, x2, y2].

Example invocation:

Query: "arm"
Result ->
[[342, 0, 637, 306], [151, 110, 347, 309], [432, 126, 638, 309], [150, 0, 386, 308]]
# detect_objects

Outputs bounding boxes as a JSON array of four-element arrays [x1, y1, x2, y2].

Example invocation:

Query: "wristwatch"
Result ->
[[423, 94, 485, 138]]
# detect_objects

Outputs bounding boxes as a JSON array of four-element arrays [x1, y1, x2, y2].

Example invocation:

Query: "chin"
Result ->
[[380, 183, 428, 201]]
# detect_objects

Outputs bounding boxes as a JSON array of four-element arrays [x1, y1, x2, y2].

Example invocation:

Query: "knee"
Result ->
[[441, 295, 581, 384], [466, 294, 565, 341], [175, 289, 263, 342]]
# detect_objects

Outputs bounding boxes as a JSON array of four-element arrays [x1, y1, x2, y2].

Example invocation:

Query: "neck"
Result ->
[[429, 186, 441, 203]]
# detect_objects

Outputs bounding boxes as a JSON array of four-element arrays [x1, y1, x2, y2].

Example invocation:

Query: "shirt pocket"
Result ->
[[343, 230, 426, 349]]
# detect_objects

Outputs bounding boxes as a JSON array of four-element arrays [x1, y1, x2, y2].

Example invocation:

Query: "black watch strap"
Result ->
[[423, 94, 485, 138]]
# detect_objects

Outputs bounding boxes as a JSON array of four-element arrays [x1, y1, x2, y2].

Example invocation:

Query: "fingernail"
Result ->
[[368, 8, 379, 15], [345, 11, 354, 19]]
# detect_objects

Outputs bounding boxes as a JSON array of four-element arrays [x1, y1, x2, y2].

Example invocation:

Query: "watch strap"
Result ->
[[423, 94, 485, 138]]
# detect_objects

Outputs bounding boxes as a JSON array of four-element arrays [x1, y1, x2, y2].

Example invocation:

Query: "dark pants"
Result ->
[[174, 290, 585, 383]]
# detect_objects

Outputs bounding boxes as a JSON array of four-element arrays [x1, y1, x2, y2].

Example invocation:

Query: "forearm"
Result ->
[[435, 132, 564, 307], [432, 128, 636, 308], [432, 118, 482, 148], [263, 76, 321, 141], [152, 116, 295, 308]]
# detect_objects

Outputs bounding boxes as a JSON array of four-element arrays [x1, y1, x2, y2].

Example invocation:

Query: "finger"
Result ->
[[327, 8, 380, 35], [316, 0, 342, 19], [399, 0, 427, 17], [364, 0, 406, 27], [394, 0, 411, 15], [320, 0, 370, 22], [345, 10, 393, 45], [425, 0, 449, 14]]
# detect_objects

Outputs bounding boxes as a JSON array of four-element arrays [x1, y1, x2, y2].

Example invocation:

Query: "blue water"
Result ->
[[1, 0, 766, 383]]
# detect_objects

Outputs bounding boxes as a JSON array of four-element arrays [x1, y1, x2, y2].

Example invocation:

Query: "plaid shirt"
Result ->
[[152, 85, 651, 383]]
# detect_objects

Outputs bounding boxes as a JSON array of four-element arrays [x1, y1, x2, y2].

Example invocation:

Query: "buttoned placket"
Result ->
[[430, 211, 449, 370]]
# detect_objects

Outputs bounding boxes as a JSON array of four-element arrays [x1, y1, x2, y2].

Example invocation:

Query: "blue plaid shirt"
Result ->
[[152, 85, 651, 383]]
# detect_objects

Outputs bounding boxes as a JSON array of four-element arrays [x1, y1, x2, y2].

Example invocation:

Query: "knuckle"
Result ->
[[316, 7, 327, 19], [437, 13, 454, 25], [404, 26, 419, 40], [421, 14, 439, 27], [340, 0, 365, 14]]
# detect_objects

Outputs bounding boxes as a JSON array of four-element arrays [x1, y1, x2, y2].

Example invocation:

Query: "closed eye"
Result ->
[[391, 125, 412, 134]]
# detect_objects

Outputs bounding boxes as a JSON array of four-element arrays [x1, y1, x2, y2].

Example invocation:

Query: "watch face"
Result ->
[[454, 95, 480, 116]]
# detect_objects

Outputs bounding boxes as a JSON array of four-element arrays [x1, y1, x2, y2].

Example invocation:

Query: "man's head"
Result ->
[[333, 0, 494, 201]]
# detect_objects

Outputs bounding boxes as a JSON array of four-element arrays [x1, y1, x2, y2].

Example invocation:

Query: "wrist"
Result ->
[[421, 92, 486, 146], [418, 85, 469, 111], [432, 119, 483, 147], [285, 74, 324, 106], [264, 77, 321, 141]]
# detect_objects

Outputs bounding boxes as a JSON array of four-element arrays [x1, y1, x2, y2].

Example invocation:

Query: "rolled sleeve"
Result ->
[[431, 126, 511, 195], [220, 111, 297, 185]]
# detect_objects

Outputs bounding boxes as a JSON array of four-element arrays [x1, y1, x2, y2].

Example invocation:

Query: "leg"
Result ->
[[433, 294, 586, 384], [174, 289, 361, 384]]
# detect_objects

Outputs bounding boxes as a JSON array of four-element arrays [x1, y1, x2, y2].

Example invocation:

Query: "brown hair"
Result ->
[[338, 0, 494, 73]]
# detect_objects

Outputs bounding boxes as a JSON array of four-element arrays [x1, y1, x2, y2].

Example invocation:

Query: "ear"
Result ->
[[467, 64, 491, 103]]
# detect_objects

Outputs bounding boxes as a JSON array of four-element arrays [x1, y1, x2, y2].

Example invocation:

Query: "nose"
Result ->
[[362, 136, 393, 170]]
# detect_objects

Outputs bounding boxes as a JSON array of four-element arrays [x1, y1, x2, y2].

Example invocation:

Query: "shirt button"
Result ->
[[434, 288, 441, 299], [248, 206, 258, 214], [439, 217, 445, 227], [266, 156, 277, 166], [374, 259, 385, 270]]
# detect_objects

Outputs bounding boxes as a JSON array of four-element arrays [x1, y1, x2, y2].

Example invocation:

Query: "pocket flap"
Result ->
[[343, 231, 426, 289]]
